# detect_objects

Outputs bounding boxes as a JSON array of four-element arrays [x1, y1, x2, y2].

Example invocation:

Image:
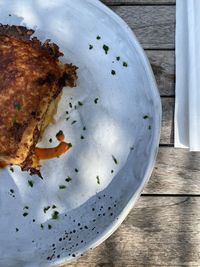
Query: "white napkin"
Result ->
[[175, 0, 200, 151]]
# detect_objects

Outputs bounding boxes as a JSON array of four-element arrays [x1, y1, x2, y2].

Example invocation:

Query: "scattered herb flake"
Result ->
[[96, 35, 101, 40], [59, 185, 66, 190], [130, 146, 134, 151], [74, 105, 77, 110], [52, 205, 57, 209], [143, 115, 149, 119], [40, 224, 44, 229], [78, 101, 83, 106], [23, 206, 29, 210], [48, 224, 52, 230], [96, 176, 100, 185], [71, 120, 77, 125], [43, 206, 50, 213], [10, 189, 14, 194], [94, 98, 99, 104], [69, 102, 72, 108], [89, 44, 93, 50], [111, 70, 116, 75], [148, 125, 152, 130], [66, 117, 70, 121], [75, 168, 79, 173], [28, 180, 34, 188], [112, 155, 118, 165], [123, 62, 128, 67], [16, 228, 19, 232], [116, 56, 120, 61], [10, 167, 14, 172], [66, 111, 69, 114], [65, 176, 72, 182], [83, 126, 86, 131], [14, 102, 21, 110], [103, 44, 109, 54], [49, 138, 53, 143], [111, 170, 114, 174], [52, 211, 59, 220], [80, 135, 85, 140], [23, 212, 28, 217]]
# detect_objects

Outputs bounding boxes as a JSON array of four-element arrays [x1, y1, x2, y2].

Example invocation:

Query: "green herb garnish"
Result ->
[[10, 189, 14, 194], [83, 126, 86, 131], [43, 206, 50, 213], [14, 102, 21, 110], [75, 168, 79, 173], [116, 56, 120, 61], [96, 36, 101, 40], [69, 102, 72, 108], [23, 212, 28, 217], [49, 138, 53, 143], [65, 176, 72, 182], [80, 135, 85, 140], [94, 98, 99, 104], [143, 115, 149, 119], [23, 206, 29, 210], [89, 44, 93, 50], [40, 224, 44, 229], [59, 185, 66, 190], [28, 180, 34, 188], [123, 62, 128, 67], [52, 211, 59, 220], [71, 120, 77, 125], [96, 176, 100, 185], [48, 224, 52, 230], [52, 205, 57, 209], [111, 70, 116, 75], [148, 125, 152, 130], [16, 228, 19, 232], [112, 155, 118, 165], [10, 167, 14, 172], [103, 44, 109, 54]]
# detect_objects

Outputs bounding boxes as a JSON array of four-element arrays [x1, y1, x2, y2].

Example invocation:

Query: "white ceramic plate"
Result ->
[[0, 1, 161, 266]]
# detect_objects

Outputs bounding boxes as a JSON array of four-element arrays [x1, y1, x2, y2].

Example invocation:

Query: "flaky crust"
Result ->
[[0, 25, 78, 169]]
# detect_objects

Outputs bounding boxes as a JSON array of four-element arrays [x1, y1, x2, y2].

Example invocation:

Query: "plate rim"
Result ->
[[52, 0, 162, 266]]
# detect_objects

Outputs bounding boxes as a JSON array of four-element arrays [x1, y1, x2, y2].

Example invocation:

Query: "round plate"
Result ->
[[0, 1, 161, 266]]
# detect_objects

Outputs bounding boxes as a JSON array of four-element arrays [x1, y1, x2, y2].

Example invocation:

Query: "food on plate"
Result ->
[[0, 24, 78, 174]]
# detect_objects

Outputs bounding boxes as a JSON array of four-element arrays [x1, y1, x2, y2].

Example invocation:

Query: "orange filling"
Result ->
[[35, 142, 71, 160]]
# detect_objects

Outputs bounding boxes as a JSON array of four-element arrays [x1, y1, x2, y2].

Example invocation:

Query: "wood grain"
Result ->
[[63, 197, 200, 267], [147, 50, 175, 96], [144, 147, 200, 195], [108, 5, 175, 49], [102, 0, 175, 5]]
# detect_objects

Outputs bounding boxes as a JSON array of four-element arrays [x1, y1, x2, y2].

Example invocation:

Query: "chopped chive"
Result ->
[[16, 228, 19, 232], [52, 205, 57, 209], [23, 206, 29, 210], [111, 170, 114, 174], [75, 168, 79, 173], [69, 102, 72, 108], [10, 189, 14, 194], [130, 146, 134, 151], [52, 211, 59, 220], [48, 224, 52, 230], [80, 135, 85, 140], [94, 98, 99, 104], [23, 212, 28, 217], [89, 44, 93, 50], [28, 180, 34, 188], [59, 185, 66, 190], [111, 70, 116, 75], [112, 155, 118, 165], [116, 56, 120, 61], [143, 115, 149, 119], [71, 120, 77, 125], [10, 167, 14, 172], [65, 176, 72, 182], [49, 138, 53, 143], [96, 35, 101, 40], [78, 101, 83, 106], [96, 176, 100, 185], [66, 111, 69, 114], [66, 117, 70, 121], [83, 126, 86, 131], [43, 206, 50, 213], [40, 224, 44, 229], [148, 125, 152, 130], [103, 44, 109, 54], [123, 62, 128, 67], [14, 102, 21, 110]]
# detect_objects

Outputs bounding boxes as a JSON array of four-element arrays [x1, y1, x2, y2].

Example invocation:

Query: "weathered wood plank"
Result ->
[[144, 147, 200, 195], [160, 97, 174, 145], [63, 197, 200, 267], [147, 50, 175, 96], [102, 0, 175, 5], [108, 6, 175, 49]]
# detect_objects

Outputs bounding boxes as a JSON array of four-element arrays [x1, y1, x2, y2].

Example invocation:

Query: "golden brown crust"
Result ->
[[0, 24, 78, 169]]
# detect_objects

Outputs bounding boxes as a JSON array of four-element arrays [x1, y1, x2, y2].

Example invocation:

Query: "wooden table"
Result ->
[[64, 1, 200, 266]]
